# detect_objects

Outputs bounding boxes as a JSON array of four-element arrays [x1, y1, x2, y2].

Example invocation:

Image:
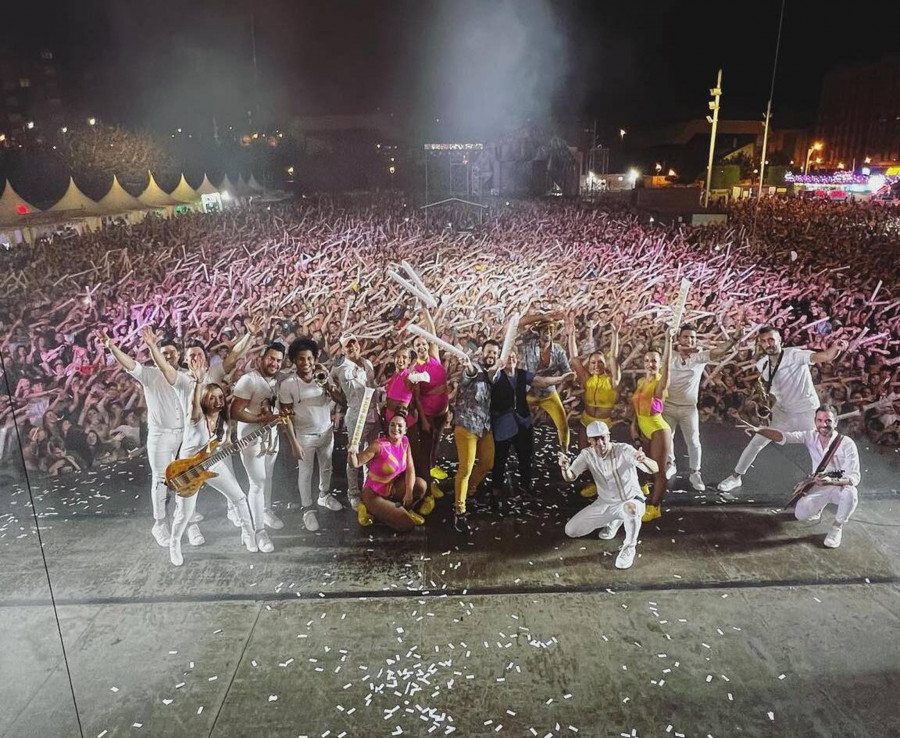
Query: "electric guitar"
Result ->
[[165, 410, 292, 498], [786, 470, 844, 509]]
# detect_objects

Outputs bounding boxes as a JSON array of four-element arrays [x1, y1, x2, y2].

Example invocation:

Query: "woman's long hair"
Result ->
[[199, 383, 227, 441]]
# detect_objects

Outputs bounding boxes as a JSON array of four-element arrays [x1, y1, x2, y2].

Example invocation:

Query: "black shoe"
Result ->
[[453, 512, 471, 535]]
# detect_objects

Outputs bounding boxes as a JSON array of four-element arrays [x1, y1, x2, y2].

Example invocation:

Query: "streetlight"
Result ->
[[88, 117, 96, 126], [61, 126, 67, 133], [619, 129, 627, 142], [804, 142, 823, 175], [26, 121, 34, 129]]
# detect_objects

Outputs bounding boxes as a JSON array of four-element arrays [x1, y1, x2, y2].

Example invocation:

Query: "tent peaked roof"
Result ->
[[247, 174, 265, 192], [170, 174, 200, 202], [97, 175, 146, 213], [218, 174, 238, 195], [49, 177, 104, 215], [0, 180, 40, 222], [195, 174, 219, 196], [138, 172, 180, 207], [235, 175, 253, 197]]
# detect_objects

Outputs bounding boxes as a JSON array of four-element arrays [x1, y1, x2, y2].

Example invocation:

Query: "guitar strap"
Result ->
[[812, 433, 844, 477]]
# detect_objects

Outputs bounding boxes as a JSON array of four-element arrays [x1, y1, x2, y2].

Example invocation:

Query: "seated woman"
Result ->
[[348, 415, 427, 532], [630, 331, 673, 523], [567, 315, 621, 498], [169, 370, 258, 567]]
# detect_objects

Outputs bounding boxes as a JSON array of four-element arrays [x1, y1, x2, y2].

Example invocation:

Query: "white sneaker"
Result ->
[[187, 524, 205, 546], [256, 530, 274, 553], [808, 510, 822, 522], [169, 538, 183, 567], [598, 519, 624, 540], [615, 544, 636, 569], [242, 529, 258, 553], [824, 524, 843, 549], [226, 505, 242, 528], [317, 493, 343, 511], [348, 494, 360, 511], [264, 509, 284, 530], [717, 474, 742, 493], [665, 463, 677, 480], [303, 509, 320, 532], [189, 512, 204, 524], [689, 471, 706, 492], [151, 521, 170, 547]]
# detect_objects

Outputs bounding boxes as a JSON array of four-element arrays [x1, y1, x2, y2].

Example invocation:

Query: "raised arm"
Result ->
[[96, 330, 136, 372], [710, 326, 745, 361], [141, 327, 177, 386], [520, 311, 565, 331], [566, 316, 589, 386], [811, 337, 849, 365], [222, 314, 263, 375], [655, 331, 673, 398], [422, 308, 440, 359], [531, 370, 575, 388], [608, 319, 622, 388], [187, 355, 207, 424]]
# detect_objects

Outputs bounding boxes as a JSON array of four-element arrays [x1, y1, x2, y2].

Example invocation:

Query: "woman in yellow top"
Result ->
[[631, 331, 673, 522], [567, 315, 621, 498]]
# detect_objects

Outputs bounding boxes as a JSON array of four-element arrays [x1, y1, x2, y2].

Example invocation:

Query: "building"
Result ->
[[0, 45, 66, 147], [815, 56, 900, 169]]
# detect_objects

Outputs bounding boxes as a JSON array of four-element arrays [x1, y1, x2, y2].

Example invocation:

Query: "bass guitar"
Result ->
[[165, 411, 292, 498]]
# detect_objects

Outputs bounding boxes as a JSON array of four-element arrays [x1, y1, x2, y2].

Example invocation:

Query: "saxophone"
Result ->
[[748, 374, 773, 422]]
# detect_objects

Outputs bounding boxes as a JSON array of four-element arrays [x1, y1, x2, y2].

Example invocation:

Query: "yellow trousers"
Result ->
[[453, 426, 495, 513], [527, 390, 570, 452]]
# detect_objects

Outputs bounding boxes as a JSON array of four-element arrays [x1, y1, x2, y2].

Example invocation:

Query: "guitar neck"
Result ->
[[201, 420, 280, 469]]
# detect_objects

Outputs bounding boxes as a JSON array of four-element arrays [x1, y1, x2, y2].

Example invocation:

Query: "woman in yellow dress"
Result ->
[[567, 315, 621, 498], [631, 331, 673, 522]]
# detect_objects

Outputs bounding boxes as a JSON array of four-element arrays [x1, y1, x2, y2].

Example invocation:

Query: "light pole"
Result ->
[[757, 0, 786, 198], [804, 142, 823, 175], [703, 69, 723, 209]]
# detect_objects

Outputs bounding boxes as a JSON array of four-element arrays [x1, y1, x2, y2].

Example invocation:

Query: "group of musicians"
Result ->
[[98, 313, 858, 570]]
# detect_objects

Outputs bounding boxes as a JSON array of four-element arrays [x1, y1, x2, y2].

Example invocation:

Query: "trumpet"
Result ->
[[314, 369, 329, 387]]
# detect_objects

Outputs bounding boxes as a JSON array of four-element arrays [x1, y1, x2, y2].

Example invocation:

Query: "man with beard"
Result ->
[[737, 406, 859, 548], [717, 327, 849, 498], [451, 340, 500, 533], [518, 311, 573, 454], [331, 333, 378, 512], [231, 342, 286, 553]]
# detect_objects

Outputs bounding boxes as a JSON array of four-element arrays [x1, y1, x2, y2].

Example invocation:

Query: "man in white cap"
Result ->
[[331, 333, 378, 510], [558, 420, 658, 569]]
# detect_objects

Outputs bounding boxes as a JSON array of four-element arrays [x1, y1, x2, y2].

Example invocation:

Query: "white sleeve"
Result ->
[[842, 440, 861, 487], [567, 449, 591, 479], [277, 378, 297, 405], [792, 349, 815, 366], [777, 430, 811, 446], [232, 375, 254, 400]]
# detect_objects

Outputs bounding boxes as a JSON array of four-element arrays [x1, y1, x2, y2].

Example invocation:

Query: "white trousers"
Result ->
[[171, 459, 253, 544], [296, 428, 334, 508], [663, 403, 701, 471], [565, 496, 645, 545], [146, 426, 183, 521], [735, 407, 815, 476], [795, 484, 858, 525], [240, 439, 279, 532], [345, 419, 380, 499]]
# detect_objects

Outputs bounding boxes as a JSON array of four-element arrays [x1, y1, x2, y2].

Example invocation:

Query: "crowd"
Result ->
[[1, 194, 899, 483]]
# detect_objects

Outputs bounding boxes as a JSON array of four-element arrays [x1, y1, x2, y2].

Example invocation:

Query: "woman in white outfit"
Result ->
[[169, 361, 258, 567]]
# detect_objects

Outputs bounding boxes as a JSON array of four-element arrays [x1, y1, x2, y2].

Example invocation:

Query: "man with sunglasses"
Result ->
[[559, 420, 658, 569]]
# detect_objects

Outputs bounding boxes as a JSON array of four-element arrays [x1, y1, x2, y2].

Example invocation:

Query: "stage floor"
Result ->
[[2, 424, 899, 737]]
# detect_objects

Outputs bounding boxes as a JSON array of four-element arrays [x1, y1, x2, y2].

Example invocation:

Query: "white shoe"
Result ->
[[598, 519, 624, 540], [151, 521, 170, 547], [169, 538, 183, 567], [187, 524, 205, 546], [317, 493, 343, 511], [189, 512, 204, 524], [256, 530, 274, 553], [226, 505, 242, 528], [348, 494, 360, 511], [615, 544, 636, 569], [303, 509, 320, 532], [264, 509, 284, 530], [242, 529, 258, 553], [689, 471, 706, 492], [717, 474, 742, 493], [808, 510, 822, 522], [665, 463, 677, 480], [824, 524, 843, 549]]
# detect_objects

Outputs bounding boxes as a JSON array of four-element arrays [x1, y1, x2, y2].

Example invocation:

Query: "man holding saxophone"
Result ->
[[717, 326, 849, 499]]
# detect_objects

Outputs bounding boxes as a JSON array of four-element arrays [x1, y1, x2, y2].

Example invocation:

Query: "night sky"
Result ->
[[6, 0, 897, 141]]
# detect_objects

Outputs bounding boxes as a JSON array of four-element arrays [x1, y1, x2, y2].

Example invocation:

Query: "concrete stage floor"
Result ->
[[2, 424, 899, 738]]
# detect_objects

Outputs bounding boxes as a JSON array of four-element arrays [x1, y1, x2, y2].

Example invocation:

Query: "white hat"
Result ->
[[339, 333, 358, 347], [585, 420, 610, 438]]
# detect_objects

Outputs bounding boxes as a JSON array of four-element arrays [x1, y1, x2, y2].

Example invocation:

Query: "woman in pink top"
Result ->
[[383, 347, 418, 428], [348, 415, 427, 531], [410, 309, 449, 508]]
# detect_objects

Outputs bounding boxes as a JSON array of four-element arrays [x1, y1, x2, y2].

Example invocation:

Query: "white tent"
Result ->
[[235, 175, 254, 198], [0, 180, 40, 224], [138, 172, 181, 210], [247, 174, 265, 193], [97, 176, 149, 223], [170, 174, 201, 204], [49, 177, 105, 218], [195, 174, 219, 196]]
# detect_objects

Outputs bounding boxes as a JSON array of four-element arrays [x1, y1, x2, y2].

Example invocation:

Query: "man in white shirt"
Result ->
[[279, 337, 343, 533], [737, 405, 859, 548], [231, 342, 286, 553], [664, 323, 743, 491], [97, 329, 191, 548], [331, 333, 378, 511], [717, 327, 848, 498], [558, 420, 659, 569]]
